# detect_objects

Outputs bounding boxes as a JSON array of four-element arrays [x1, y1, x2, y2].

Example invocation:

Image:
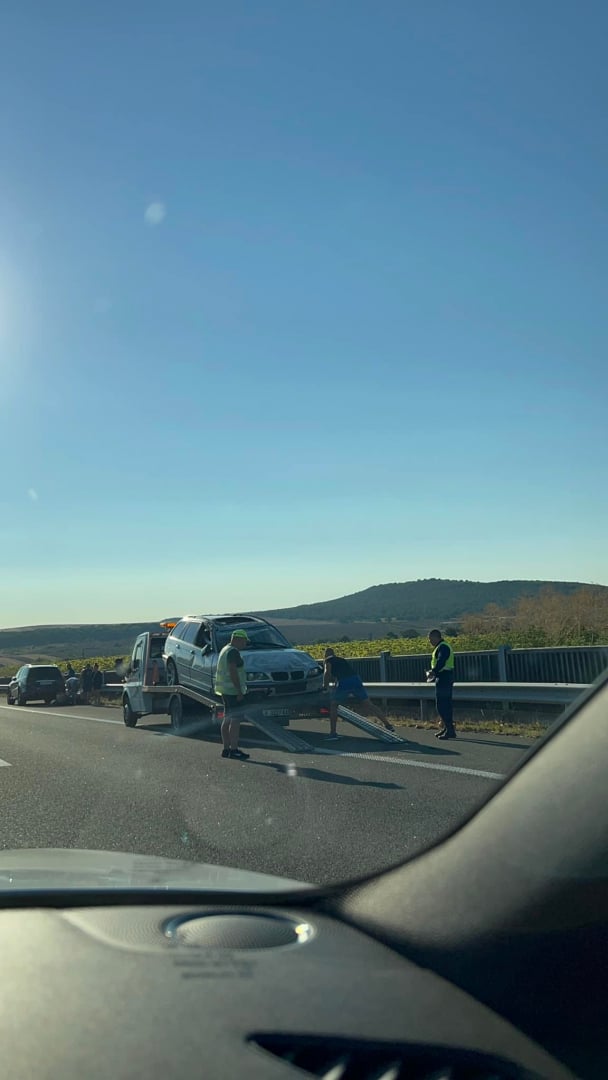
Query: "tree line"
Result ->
[[460, 586, 608, 645]]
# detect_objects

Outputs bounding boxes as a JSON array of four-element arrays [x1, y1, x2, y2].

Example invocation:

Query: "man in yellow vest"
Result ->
[[426, 629, 456, 740], [215, 629, 251, 761]]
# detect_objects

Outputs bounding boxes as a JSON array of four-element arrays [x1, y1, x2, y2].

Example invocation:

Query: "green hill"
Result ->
[[259, 578, 602, 624], [1, 579, 605, 664]]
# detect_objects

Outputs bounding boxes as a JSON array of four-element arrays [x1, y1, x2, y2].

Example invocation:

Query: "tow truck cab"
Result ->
[[122, 630, 172, 725]]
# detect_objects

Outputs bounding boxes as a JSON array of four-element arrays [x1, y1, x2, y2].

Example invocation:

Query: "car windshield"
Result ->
[[28, 668, 61, 679], [0, 4, 605, 894], [214, 625, 290, 650]]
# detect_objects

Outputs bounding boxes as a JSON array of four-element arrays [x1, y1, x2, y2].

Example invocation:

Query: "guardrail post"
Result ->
[[378, 651, 391, 682], [497, 644, 510, 681], [497, 644, 511, 712], [379, 651, 391, 708]]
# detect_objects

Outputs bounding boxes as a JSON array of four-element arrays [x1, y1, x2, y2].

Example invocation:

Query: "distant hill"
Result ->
[[1, 579, 606, 663], [259, 578, 604, 624], [0, 623, 158, 662]]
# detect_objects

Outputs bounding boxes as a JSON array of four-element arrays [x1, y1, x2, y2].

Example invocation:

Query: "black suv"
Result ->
[[7, 665, 65, 706]]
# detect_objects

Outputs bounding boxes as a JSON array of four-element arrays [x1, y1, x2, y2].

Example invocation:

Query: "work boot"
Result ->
[[229, 748, 250, 760], [437, 728, 457, 740]]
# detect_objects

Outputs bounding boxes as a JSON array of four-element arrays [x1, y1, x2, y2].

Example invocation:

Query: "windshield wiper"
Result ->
[[246, 641, 288, 649]]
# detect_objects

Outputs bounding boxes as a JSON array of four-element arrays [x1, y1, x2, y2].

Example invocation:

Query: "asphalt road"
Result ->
[[0, 701, 533, 885]]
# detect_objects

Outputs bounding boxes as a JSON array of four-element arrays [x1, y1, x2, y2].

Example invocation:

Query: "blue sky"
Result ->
[[0, 1, 606, 625]]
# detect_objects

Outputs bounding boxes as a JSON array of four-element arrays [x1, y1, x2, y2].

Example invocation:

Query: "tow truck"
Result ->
[[121, 621, 405, 752]]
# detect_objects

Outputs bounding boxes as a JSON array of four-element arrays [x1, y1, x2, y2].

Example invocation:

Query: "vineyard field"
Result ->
[[1, 628, 606, 679]]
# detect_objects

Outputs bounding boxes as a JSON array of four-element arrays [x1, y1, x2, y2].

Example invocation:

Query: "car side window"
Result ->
[[181, 622, 200, 645], [171, 621, 187, 640], [194, 624, 210, 649]]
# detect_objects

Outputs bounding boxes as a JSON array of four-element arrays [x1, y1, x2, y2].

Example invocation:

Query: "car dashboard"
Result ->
[[0, 896, 573, 1079]]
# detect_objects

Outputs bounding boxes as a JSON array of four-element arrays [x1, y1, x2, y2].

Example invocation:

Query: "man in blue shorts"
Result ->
[[323, 648, 394, 741]]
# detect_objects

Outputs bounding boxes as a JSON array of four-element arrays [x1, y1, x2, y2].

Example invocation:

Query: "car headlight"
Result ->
[[246, 671, 272, 682], [306, 666, 322, 678]]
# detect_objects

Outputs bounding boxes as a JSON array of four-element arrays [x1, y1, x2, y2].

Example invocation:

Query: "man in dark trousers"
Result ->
[[91, 663, 103, 705], [426, 629, 456, 739], [80, 663, 94, 705], [323, 648, 394, 741]]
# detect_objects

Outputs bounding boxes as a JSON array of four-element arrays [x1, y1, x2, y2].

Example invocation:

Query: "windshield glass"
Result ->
[[214, 624, 291, 650], [0, 3, 605, 893]]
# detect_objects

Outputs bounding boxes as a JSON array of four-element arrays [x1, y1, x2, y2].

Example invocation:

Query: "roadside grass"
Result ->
[[386, 706, 551, 738]]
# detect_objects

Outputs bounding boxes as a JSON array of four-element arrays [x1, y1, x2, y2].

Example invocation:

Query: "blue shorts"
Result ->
[[331, 675, 368, 703]]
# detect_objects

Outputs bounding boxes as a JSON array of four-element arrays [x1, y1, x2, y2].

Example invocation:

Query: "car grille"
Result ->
[[271, 671, 306, 682]]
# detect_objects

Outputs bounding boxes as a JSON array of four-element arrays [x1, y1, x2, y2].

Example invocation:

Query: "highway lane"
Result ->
[[0, 702, 533, 885]]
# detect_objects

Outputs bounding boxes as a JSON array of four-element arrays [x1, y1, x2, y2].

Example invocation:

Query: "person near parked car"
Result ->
[[91, 663, 103, 705], [323, 648, 395, 741], [426, 629, 456, 739], [80, 663, 94, 704], [214, 630, 251, 761]]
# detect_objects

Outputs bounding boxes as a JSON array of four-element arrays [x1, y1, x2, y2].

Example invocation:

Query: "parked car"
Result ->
[[163, 615, 323, 700], [7, 665, 65, 706]]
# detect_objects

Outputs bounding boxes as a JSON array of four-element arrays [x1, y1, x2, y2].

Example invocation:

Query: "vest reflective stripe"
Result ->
[[432, 641, 455, 671], [215, 644, 247, 696]]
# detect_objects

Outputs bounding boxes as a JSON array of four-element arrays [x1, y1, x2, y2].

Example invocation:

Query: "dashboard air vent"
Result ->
[[249, 1035, 538, 1079]]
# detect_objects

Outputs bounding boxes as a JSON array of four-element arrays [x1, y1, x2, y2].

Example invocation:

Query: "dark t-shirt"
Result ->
[[326, 654, 355, 682]]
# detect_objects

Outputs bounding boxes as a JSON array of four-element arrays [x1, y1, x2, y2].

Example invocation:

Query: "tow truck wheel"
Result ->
[[123, 697, 138, 728], [166, 660, 179, 687], [170, 695, 183, 733]]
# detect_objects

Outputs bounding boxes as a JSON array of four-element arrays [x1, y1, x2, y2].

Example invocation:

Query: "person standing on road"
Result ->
[[426, 629, 456, 739], [323, 648, 395, 741], [65, 665, 79, 704], [80, 663, 94, 705], [214, 630, 251, 761], [91, 663, 103, 705]]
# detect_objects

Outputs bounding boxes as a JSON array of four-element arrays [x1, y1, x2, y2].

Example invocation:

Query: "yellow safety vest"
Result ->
[[215, 644, 247, 696], [432, 640, 455, 672]]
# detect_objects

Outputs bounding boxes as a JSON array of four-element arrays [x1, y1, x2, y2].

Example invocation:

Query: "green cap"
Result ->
[[232, 629, 249, 639]]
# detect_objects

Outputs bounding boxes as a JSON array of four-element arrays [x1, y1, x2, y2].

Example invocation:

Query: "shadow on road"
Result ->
[[139, 720, 460, 757], [297, 730, 460, 758], [250, 760, 403, 790], [457, 736, 533, 750]]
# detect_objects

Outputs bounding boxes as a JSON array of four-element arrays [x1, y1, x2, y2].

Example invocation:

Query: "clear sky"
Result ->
[[0, 1, 606, 626]]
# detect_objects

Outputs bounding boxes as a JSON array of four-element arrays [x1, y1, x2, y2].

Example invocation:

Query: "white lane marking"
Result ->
[[0, 758, 11, 767], [313, 748, 504, 780], [0, 704, 503, 777], [0, 704, 123, 725]]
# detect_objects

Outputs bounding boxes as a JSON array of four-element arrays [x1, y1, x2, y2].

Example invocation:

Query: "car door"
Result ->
[[128, 636, 147, 715], [189, 622, 214, 693], [176, 621, 199, 685]]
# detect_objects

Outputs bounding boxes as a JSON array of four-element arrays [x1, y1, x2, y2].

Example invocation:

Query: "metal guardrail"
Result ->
[[364, 682, 586, 707], [0, 678, 585, 709], [348, 645, 608, 686]]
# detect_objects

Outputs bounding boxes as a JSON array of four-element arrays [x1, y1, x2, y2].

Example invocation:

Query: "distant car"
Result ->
[[163, 615, 323, 700], [7, 664, 65, 706]]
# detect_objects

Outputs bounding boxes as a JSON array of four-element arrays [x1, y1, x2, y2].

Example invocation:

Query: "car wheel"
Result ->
[[166, 659, 179, 687], [6, 691, 13, 705], [17, 691, 26, 706], [170, 695, 183, 733], [123, 697, 138, 728]]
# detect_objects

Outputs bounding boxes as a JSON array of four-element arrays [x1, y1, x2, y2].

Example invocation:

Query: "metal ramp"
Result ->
[[337, 704, 406, 744], [242, 709, 315, 753]]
